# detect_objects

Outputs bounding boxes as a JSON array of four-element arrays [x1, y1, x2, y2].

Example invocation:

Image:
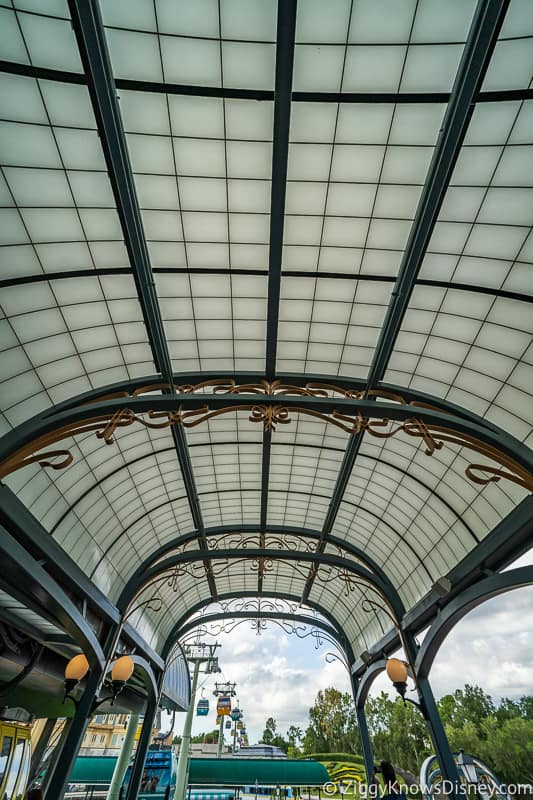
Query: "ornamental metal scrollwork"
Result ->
[[206, 532, 318, 554], [181, 617, 349, 671], [0, 379, 531, 492]]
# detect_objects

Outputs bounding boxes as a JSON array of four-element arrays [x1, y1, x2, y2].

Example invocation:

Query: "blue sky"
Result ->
[[170, 553, 533, 745]]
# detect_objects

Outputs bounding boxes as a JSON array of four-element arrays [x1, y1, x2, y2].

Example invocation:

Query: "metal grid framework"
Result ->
[[0, 0, 532, 659]]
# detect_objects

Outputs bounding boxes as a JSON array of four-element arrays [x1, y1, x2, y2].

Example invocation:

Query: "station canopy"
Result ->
[[0, 0, 532, 667]]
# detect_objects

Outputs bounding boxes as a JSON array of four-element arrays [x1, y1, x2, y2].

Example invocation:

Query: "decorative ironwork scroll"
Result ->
[[181, 616, 350, 671], [1, 379, 531, 492], [127, 557, 399, 630]]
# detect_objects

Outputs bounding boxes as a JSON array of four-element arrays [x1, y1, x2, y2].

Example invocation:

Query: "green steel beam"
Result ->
[[67, 0, 216, 597]]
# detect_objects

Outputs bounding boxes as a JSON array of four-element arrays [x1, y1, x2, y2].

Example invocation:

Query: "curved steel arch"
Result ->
[[161, 591, 356, 664], [145, 571, 385, 661], [97, 489, 437, 585], [32, 371, 506, 436], [355, 658, 388, 709], [124, 654, 159, 702], [178, 611, 346, 652], [118, 524, 399, 602], [416, 565, 533, 679], [2, 392, 532, 481], [3, 57, 533, 105], [118, 547, 406, 629], [48, 436, 476, 547]]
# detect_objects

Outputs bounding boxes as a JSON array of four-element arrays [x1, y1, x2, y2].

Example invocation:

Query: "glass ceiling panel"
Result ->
[[267, 415, 349, 530], [6, 428, 194, 598], [155, 273, 268, 373], [293, 0, 474, 93], [278, 99, 446, 377], [100, 0, 277, 89], [1, 0, 532, 663], [0, 275, 152, 428], [277, 276, 394, 377], [482, 0, 533, 91], [331, 430, 529, 609], [1, 3, 81, 72], [388, 102, 533, 447], [121, 87, 272, 373], [260, 559, 309, 599], [0, 74, 152, 432], [307, 579, 386, 655]]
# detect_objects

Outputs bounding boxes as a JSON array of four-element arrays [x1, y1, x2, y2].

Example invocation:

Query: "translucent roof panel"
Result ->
[[5, 423, 194, 599], [1, 0, 532, 665], [100, 0, 277, 89], [482, 0, 533, 91], [388, 100, 533, 448], [277, 276, 393, 377], [0, 3, 82, 72], [278, 98, 446, 376], [0, 72, 152, 430], [156, 273, 268, 373]]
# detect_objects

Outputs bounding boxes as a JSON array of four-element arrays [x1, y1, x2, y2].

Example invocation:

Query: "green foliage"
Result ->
[[302, 753, 365, 764], [444, 715, 533, 783], [260, 717, 277, 745], [484, 717, 533, 783], [259, 718, 288, 753], [366, 691, 431, 775], [191, 729, 220, 744], [364, 684, 533, 778], [438, 687, 533, 782], [317, 758, 366, 799], [303, 688, 361, 756], [437, 684, 495, 738]]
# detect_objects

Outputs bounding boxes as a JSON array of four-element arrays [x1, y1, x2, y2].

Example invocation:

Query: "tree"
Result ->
[[366, 692, 430, 774], [287, 725, 303, 759], [485, 717, 533, 783], [519, 695, 533, 719], [287, 725, 303, 746], [495, 697, 521, 724], [261, 717, 277, 745], [437, 685, 495, 738], [303, 687, 360, 755]]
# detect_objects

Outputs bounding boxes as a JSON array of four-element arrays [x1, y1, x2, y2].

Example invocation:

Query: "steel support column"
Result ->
[[125, 689, 160, 800], [107, 712, 139, 800], [351, 675, 374, 784], [44, 667, 103, 800], [416, 674, 461, 794], [67, 0, 217, 598], [174, 659, 201, 800], [402, 632, 461, 793]]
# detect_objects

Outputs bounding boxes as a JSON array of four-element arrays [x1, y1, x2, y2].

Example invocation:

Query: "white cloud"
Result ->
[[368, 586, 533, 703], [173, 623, 351, 743]]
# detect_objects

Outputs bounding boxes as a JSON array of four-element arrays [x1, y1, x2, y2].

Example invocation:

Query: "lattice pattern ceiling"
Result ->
[[0, 0, 532, 659]]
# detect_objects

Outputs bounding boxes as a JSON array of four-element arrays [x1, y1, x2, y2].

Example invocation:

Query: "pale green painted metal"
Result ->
[[174, 659, 201, 800], [106, 713, 139, 800]]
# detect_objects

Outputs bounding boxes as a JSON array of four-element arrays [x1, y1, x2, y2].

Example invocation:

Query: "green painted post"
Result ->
[[45, 667, 102, 800], [351, 675, 374, 783], [174, 659, 201, 800], [107, 713, 139, 800]]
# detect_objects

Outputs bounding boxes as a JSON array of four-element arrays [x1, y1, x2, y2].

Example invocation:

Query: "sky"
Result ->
[[169, 552, 533, 745]]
